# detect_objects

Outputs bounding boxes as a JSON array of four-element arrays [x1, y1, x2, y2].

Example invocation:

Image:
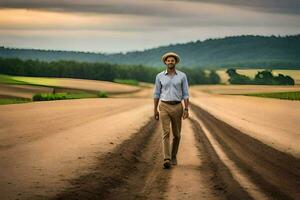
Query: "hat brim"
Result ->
[[162, 52, 180, 64]]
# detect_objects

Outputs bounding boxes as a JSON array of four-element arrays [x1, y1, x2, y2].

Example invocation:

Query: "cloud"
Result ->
[[0, 0, 196, 18], [0, 0, 299, 53], [167, 0, 300, 15], [1, 1, 299, 32], [0, 0, 299, 17]]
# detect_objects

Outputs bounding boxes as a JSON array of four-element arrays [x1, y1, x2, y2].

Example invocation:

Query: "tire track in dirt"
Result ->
[[165, 119, 223, 200], [50, 118, 170, 200], [190, 102, 300, 200], [189, 117, 252, 200]]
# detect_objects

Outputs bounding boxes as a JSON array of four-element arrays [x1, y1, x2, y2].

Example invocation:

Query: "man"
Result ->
[[153, 52, 190, 169]]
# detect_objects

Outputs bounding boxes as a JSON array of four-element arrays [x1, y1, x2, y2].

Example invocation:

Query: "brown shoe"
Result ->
[[163, 159, 171, 169]]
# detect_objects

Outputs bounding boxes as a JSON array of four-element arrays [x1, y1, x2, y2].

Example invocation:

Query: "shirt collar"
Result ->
[[164, 69, 178, 75]]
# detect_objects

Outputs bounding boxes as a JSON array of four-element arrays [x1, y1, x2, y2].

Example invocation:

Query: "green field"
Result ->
[[0, 74, 60, 86], [241, 91, 300, 101], [113, 79, 139, 86], [0, 98, 31, 105], [12, 76, 59, 86], [0, 74, 110, 105], [0, 74, 30, 85]]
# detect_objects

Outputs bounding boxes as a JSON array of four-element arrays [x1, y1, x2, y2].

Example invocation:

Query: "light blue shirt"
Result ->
[[153, 69, 189, 101]]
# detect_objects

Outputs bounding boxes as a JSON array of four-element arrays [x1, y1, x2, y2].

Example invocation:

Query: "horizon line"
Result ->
[[1, 33, 299, 55]]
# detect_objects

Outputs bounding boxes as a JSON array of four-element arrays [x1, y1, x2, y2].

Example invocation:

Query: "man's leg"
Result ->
[[159, 103, 172, 161], [170, 103, 183, 163]]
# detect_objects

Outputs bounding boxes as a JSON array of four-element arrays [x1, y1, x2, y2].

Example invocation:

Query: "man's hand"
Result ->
[[182, 110, 189, 119], [154, 110, 159, 120]]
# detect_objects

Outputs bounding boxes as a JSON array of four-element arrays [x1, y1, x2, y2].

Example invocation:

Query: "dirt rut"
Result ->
[[190, 103, 300, 200]]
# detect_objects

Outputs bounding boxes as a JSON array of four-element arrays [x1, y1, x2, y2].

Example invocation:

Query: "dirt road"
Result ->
[[50, 103, 299, 200], [1, 88, 299, 199]]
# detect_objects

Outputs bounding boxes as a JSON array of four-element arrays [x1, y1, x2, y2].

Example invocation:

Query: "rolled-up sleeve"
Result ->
[[182, 74, 189, 100], [153, 74, 161, 99]]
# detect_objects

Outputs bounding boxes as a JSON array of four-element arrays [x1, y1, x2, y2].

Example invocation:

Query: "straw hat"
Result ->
[[161, 52, 180, 64]]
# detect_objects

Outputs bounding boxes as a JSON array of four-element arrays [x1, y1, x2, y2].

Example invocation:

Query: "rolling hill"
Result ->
[[1, 34, 299, 69]]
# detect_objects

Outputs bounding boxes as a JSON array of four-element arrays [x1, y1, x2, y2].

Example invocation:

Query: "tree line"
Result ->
[[226, 69, 295, 85], [0, 58, 221, 85]]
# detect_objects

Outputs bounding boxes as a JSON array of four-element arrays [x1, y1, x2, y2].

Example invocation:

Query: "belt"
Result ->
[[161, 100, 181, 105]]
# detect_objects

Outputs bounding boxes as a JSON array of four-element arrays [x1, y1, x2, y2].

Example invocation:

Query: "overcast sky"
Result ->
[[0, 0, 299, 53]]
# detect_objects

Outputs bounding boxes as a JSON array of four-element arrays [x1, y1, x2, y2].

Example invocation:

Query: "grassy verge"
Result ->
[[0, 74, 30, 85], [0, 73, 59, 88], [0, 91, 108, 105], [241, 91, 300, 101], [113, 79, 139, 86], [0, 98, 31, 105], [33, 91, 108, 101]]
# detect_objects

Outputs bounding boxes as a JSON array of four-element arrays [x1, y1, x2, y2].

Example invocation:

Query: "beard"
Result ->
[[167, 64, 175, 69]]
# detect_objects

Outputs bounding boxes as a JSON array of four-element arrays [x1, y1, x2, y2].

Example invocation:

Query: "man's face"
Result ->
[[165, 56, 176, 69]]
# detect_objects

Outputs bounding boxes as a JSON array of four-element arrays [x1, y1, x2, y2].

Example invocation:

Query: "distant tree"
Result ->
[[254, 70, 295, 85], [208, 70, 220, 84], [254, 70, 275, 84], [226, 68, 252, 84], [226, 68, 238, 77], [282, 75, 295, 85]]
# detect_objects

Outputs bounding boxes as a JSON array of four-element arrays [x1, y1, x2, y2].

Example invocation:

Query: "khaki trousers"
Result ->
[[158, 101, 183, 160]]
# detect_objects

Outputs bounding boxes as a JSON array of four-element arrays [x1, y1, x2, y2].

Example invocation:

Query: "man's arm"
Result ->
[[182, 73, 189, 108], [183, 98, 189, 110], [153, 75, 161, 120], [154, 98, 160, 112], [182, 74, 190, 119]]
